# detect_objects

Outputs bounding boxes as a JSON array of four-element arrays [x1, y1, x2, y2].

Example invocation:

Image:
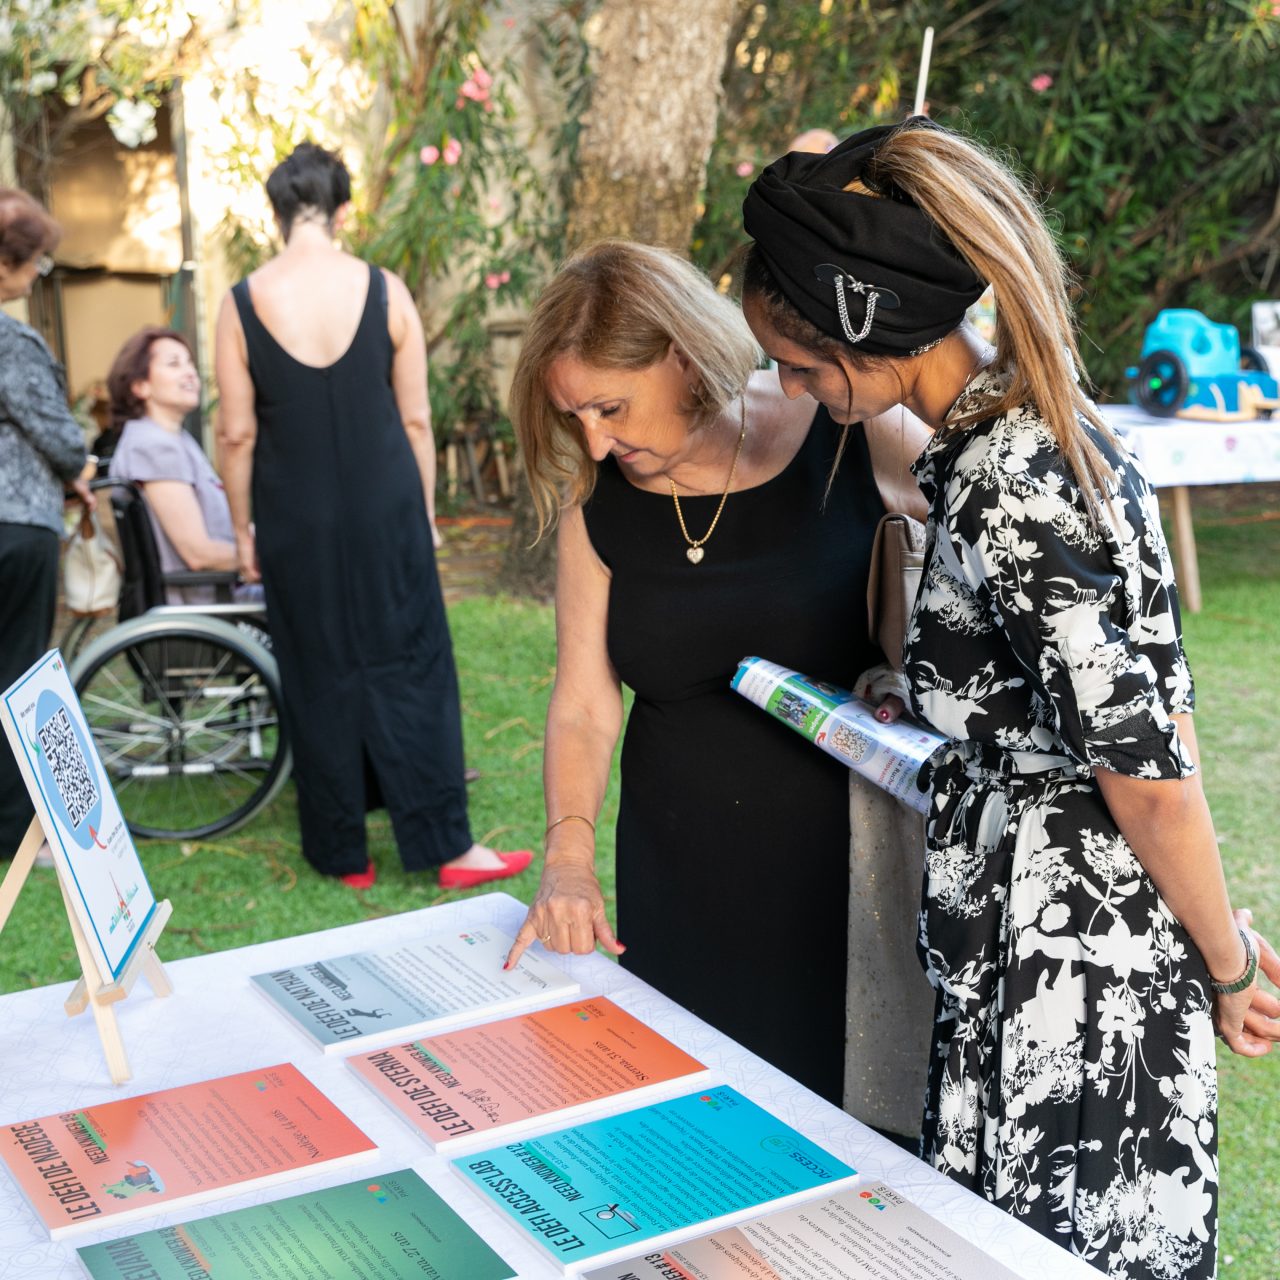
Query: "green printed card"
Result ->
[[77, 1168, 514, 1279]]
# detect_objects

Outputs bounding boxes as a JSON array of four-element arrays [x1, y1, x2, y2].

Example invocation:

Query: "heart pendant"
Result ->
[[686, 546, 705, 565]]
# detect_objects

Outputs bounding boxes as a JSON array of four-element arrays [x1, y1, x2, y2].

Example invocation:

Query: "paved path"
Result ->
[[436, 514, 511, 602]]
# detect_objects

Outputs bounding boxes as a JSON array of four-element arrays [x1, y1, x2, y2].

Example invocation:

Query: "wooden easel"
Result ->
[[0, 815, 173, 1085]]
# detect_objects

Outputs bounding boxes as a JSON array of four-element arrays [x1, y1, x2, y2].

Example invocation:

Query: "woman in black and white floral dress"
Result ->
[[740, 118, 1279, 1279]]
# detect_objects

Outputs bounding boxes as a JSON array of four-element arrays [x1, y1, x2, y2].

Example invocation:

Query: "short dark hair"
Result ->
[[107, 327, 193, 429], [0, 186, 60, 267], [265, 142, 351, 236]]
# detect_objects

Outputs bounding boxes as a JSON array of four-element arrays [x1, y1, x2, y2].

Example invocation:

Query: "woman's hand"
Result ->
[[67, 476, 97, 513], [875, 694, 906, 724], [505, 855, 624, 969], [856, 663, 908, 724], [1215, 909, 1280, 1056], [236, 528, 260, 583]]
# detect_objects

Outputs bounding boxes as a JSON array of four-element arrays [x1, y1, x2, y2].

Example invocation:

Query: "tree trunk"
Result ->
[[500, 0, 739, 598], [566, 0, 740, 251]]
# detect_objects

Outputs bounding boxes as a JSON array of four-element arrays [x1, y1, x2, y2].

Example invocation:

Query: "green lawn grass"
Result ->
[[1176, 501, 1280, 1274], [0, 595, 611, 990], [1, 494, 1276, 1271]]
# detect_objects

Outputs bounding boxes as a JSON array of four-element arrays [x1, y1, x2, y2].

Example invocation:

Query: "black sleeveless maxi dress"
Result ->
[[582, 407, 883, 1102], [231, 263, 472, 876]]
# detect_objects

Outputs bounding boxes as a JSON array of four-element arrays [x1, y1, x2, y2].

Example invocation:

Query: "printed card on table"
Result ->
[[0, 650, 158, 984], [251, 925, 579, 1054], [350, 996, 709, 1149], [583, 1182, 1022, 1280], [77, 1168, 515, 1280], [0, 1063, 375, 1240], [452, 1085, 857, 1275]]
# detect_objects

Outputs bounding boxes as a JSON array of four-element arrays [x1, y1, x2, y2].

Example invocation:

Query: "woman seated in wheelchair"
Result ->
[[106, 327, 260, 605]]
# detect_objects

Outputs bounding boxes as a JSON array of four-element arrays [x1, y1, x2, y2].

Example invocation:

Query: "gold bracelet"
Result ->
[[545, 814, 596, 840]]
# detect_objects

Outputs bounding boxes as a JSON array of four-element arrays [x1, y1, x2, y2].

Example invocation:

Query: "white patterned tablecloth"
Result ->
[[1099, 402, 1280, 487], [0, 891, 1097, 1279]]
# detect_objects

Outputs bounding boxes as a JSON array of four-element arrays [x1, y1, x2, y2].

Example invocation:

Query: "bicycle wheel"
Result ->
[[70, 613, 292, 840]]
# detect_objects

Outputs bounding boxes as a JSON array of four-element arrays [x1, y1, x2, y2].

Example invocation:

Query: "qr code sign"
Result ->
[[38, 706, 99, 829]]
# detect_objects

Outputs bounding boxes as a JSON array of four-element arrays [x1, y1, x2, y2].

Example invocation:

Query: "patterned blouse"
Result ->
[[0, 311, 86, 534], [905, 369, 1197, 782]]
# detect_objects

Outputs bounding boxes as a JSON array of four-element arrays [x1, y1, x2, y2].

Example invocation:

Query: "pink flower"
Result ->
[[503, 16, 516, 27], [499, 270, 510, 284], [485, 273, 502, 290], [1030, 74, 1054, 92], [419, 144, 440, 165], [442, 138, 462, 165], [458, 67, 493, 107], [736, 161, 754, 178]]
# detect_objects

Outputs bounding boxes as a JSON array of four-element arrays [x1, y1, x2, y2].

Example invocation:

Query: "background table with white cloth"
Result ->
[[1099, 402, 1280, 612], [0, 891, 1099, 1279]]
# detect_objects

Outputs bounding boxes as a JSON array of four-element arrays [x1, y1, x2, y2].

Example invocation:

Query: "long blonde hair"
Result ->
[[510, 241, 761, 539], [744, 121, 1115, 513]]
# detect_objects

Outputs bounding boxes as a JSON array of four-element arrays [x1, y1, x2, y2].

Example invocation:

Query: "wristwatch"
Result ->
[[1209, 927, 1259, 995]]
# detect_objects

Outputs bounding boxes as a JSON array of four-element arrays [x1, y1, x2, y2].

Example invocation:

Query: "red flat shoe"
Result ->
[[438, 849, 534, 890], [340, 860, 377, 890]]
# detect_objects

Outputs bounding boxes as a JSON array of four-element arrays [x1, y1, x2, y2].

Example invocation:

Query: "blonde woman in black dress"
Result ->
[[504, 241, 933, 1113]]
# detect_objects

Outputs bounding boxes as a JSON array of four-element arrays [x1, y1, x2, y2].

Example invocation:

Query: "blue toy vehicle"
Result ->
[[1126, 308, 1278, 420]]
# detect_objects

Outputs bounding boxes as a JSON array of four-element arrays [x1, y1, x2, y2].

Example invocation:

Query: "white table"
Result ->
[[1099, 403, 1280, 612], [0, 892, 1096, 1279]]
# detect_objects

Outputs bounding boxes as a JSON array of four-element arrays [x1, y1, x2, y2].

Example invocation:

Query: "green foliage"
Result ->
[[0, 0, 194, 191], [696, 0, 1280, 394], [347, 1, 569, 437], [153, 1, 583, 444]]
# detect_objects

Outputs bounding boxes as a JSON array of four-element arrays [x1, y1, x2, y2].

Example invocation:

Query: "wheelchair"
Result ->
[[66, 478, 292, 841]]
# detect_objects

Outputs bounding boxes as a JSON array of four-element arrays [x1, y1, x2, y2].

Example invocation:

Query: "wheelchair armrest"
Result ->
[[163, 570, 241, 588]]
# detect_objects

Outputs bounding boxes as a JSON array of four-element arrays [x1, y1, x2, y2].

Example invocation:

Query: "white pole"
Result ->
[[913, 26, 935, 117]]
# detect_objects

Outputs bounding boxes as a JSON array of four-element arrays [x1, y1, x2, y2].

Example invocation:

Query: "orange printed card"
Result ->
[[0, 1063, 376, 1240], [348, 996, 709, 1151]]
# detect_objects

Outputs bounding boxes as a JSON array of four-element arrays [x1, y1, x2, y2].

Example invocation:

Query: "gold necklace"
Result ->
[[668, 399, 747, 565]]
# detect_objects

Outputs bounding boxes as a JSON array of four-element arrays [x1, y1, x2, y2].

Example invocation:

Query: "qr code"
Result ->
[[38, 706, 99, 828], [830, 722, 871, 763]]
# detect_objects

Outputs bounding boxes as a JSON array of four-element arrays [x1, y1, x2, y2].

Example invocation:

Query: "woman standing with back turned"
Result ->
[[740, 117, 1279, 1277], [215, 143, 528, 890]]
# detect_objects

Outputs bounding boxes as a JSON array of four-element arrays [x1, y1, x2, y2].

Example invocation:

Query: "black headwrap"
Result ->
[[742, 117, 986, 355]]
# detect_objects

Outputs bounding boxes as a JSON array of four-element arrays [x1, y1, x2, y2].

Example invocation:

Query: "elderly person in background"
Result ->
[[106, 326, 256, 605], [0, 188, 89, 859]]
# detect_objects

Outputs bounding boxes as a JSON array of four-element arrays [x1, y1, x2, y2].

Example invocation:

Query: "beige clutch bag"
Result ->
[[866, 512, 927, 671]]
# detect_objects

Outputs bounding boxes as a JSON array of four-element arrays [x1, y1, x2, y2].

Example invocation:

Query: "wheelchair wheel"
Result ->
[[70, 614, 291, 841]]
